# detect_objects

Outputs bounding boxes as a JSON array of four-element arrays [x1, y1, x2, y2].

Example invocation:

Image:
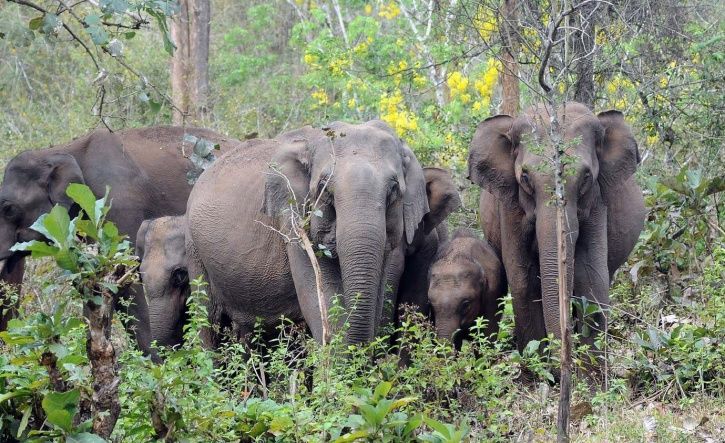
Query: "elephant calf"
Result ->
[[136, 216, 190, 347], [428, 229, 506, 349]]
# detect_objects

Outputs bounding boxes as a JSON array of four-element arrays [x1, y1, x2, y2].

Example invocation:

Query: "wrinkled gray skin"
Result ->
[[468, 102, 646, 352], [150, 121, 458, 347], [0, 126, 240, 356], [140, 163, 460, 348], [428, 229, 506, 349], [136, 216, 189, 347]]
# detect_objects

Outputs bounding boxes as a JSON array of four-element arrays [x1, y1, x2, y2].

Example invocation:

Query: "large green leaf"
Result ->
[[42, 389, 80, 432], [10, 240, 59, 258], [66, 183, 100, 225]]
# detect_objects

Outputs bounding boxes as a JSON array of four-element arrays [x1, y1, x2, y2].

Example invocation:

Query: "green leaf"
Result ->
[[29, 16, 44, 31], [45, 205, 72, 245], [87, 24, 109, 45], [67, 183, 99, 225], [10, 240, 59, 258], [148, 99, 162, 114], [124, 31, 136, 39], [424, 417, 452, 439], [42, 389, 80, 432], [17, 406, 32, 439], [372, 381, 392, 402]]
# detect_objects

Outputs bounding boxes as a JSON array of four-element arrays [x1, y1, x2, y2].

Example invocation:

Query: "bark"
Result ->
[[500, 0, 520, 116], [171, 0, 210, 124], [571, 2, 597, 109], [40, 351, 67, 393], [84, 266, 134, 439]]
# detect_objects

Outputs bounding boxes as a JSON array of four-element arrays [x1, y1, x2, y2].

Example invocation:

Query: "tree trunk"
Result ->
[[171, 0, 210, 125], [86, 292, 120, 439], [571, 2, 597, 109], [500, 0, 520, 116]]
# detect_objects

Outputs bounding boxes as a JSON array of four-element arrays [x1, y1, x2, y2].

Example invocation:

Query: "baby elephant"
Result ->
[[428, 229, 506, 348], [135, 216, 190, 347]]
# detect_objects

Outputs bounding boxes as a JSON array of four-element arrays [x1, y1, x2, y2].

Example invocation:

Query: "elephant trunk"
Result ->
[[536, 203, 578, 341], [335, 195, 387, 345], [148, 297, 184, 347]]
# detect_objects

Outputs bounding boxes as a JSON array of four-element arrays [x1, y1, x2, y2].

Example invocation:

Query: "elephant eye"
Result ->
[[520, 171, 534, 195], [459, 299, 471, 315], [170, 268, 189, 288], [387, 180, 400, 204], [1, 203, 19, 220], [580, 171, 592, 196]]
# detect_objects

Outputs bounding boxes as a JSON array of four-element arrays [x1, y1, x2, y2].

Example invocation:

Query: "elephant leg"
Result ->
[[573, 205, 610, 354], [286, 243, 342, 343], [380, 245, 405, 332], [499, 209, 547, 352], [396, 231, 438, 316]]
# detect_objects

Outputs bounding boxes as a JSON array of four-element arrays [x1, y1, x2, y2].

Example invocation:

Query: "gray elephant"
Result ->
[[387, 167, 461, 322], [467, 102, 646, 352], [428, 229, 506, 349], [0, 126, 241, 355], [141, 122, 460, 347], [136, 216, 189, 347], [138, 165, 460, 347]]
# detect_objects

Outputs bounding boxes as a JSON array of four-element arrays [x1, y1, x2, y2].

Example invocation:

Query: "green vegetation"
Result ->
[[1, 0, 723, 441]]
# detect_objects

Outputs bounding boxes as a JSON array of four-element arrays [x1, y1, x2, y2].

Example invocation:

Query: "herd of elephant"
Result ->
[[0, 102, 646, 361]]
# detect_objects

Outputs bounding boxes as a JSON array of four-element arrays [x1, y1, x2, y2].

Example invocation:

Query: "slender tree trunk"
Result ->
[[571, 1, 597, 109], [171, 0, 210, 124], [500, 0, 520, 115], [86, 290, 120, 438]]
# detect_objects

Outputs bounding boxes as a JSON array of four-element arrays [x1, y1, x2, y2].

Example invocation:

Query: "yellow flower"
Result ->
[[354, 41, 369, 54], [303, 53, 319, 66], [413, 74, 427, 88], [364, 4, 372, 15], [659, 76, 668, 88], [347, 98, 356, 108], [447, 71, 469, 99], [379, 90, 419, 137], [473, 58, 500, 105], [646, 134, 659, 146], [379, 1, 400, 20], [473, 5, 496, 40], [311, 89, 328, 106], [398, 60, 408, 70]]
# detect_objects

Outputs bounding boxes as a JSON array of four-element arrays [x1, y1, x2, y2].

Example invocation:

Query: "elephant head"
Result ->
[[136, 216, 189, 347], [0, 151, 84, 328], [428, 230, 503, 349], [263, 121, 434, 344], [468, 102, 639, 340]]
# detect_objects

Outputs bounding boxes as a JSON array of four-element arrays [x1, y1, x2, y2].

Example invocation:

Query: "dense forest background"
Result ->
[[0, 0, 723, 441]]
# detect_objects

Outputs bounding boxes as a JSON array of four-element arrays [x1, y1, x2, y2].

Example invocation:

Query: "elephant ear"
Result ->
[[261, 137, 312, 224], [422, 167, 461, 234], [401, 145, 429, 246], [596, 110, 640, 191], [135, 219, 152, 261], [467, 115, 517, 206], [44, 153, 85, 208]]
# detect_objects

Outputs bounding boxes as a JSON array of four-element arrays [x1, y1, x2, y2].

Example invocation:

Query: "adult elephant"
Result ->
[[467, 102, 646, 351], [0, 126, 241, 354], [182, 120, 457, 346]]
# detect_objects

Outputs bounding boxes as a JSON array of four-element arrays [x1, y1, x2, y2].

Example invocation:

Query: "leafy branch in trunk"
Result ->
[[12, 183, 139, 439]]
